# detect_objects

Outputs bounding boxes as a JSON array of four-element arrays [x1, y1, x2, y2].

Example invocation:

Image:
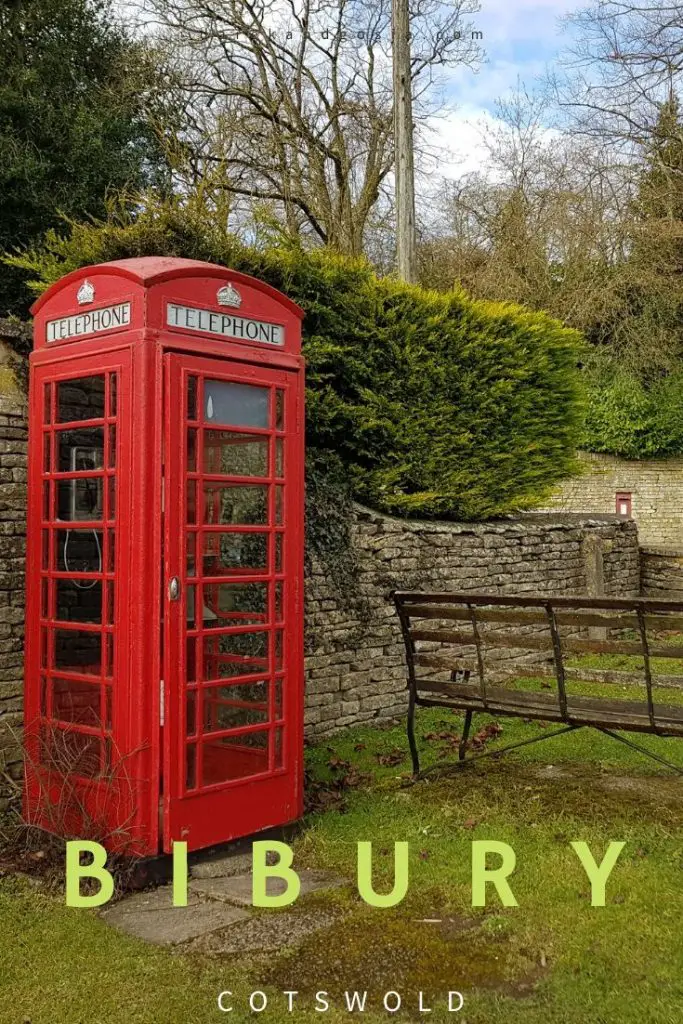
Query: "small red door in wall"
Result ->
[[162, 354, 304, 853]]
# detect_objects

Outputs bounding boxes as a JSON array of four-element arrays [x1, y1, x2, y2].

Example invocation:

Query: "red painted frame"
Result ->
[[25, 258, 305, 856]]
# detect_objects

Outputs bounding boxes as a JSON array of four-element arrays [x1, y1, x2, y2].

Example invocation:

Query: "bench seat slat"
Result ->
[[413, 679, 683, 735]]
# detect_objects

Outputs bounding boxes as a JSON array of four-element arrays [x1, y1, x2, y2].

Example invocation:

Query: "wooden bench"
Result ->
[[393, 591, 683, 777]]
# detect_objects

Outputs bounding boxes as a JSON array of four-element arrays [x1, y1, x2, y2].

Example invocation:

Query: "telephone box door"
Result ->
[[163, 354, 304, 852]]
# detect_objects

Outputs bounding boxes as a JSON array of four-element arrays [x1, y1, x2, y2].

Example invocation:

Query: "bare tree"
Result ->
[[141, 0, 482, 254], [554, 0, 683, 155], [419, 85, 643, 347]]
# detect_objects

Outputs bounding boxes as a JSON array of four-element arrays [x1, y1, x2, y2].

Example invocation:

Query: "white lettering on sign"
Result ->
[[46, 303, 131, 343], [167, 303, 284, 346]]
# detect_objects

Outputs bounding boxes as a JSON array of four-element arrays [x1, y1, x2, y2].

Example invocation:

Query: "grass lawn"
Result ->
[[2, 709, 683, 1023]]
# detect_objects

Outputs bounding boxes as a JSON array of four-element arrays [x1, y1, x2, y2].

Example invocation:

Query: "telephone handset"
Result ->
[[62, 445, 103, 587]]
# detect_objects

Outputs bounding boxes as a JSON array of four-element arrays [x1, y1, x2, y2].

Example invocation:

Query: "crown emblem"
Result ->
[[217, 282, 242, 308], [77, 279, 95, 305]]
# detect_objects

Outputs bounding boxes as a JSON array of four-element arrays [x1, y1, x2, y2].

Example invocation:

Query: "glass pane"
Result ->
[[275, 726, 284, 769], [204, 380, 269, 428], [203, 431, 268, 477], [105, 687, 113, 730], [275, 630, 283, 670], [55, 530, 103, 573], [187, 376, 197, 420], [186, 744, 197, 789], [57, 478, 103, 521], [43, 433, 51, 472], [42, 530, 50, 570], [55, 629, 101, 676], [202, 730, 269, 785], [185, 584, 197, 628], [43, 482, 51, 520], [57, 427, 104, 472], [204, 532, 268, 575], [41, 725, 101, 778], [56, 579, 102, 623], [202, 582, 267, 626], [275, 533, 283, 572], [40, 579, 49, 618], [106, 581, 115, 625], [106, 476, 116, 520], [275, 485, 283, 524], [40, 675, 48, 717], [57, 376, 106, 422], [274, 678, 283, 720], [275, 582, 283, 622], [106, 530, 115, 573], [187, 480, 197, 524], [275, 439, 284, 477], [186, 532, 197, 576], [187, 430, 197, 472], [204, 484, 267, 525], [109, 374, 117, 417], [203, 632, 268, 680], [104, 633, 113, 678], [107, 425, 116, 469], [275, 390, 284, 430], [186, 692, 197, 737], [52, 678, 102, 728], [203, 681, 269, 733], [186, 637, 197, 682], [44, 383, 52, 425]]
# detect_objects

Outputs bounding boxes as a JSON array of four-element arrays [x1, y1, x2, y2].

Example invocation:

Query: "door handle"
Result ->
[[168, 576, 181, 602]]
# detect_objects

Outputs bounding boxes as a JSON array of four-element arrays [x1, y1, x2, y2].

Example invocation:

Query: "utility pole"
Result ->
[[392, 0, 417, 283]]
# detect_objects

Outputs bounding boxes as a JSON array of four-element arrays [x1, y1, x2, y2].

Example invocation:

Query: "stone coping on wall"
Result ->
[[354, 504, 632, 533]]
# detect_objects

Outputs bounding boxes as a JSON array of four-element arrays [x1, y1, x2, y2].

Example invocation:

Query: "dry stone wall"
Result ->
[[541, 450, 683, 549], [641, 548, 683, 598], [304, 509, 640, 737], [0, 326, 29, 812]]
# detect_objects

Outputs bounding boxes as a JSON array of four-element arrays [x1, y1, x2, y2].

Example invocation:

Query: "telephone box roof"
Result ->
[[31, 256, 305, 319]]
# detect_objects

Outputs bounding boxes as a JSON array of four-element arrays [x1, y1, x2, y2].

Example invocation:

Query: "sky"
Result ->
[[431, 0, 580, 177], [118, 0, 582, 180]]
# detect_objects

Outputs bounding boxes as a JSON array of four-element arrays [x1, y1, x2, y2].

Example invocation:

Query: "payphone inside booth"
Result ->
[[24, 258, 305, 856]]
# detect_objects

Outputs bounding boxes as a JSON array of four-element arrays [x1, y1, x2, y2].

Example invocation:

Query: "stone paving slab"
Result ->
[[190, 850, 254, 880], [189, 869, 345, 906], [189, 908, 344, 954], [100, 887, 250, 945]]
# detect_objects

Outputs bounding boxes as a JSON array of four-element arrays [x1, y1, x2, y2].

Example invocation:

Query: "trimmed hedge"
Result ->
[[9, 201, 585, 519]]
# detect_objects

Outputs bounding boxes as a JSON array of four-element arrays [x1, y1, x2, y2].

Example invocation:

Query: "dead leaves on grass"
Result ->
[[423, 721, 503, 759]]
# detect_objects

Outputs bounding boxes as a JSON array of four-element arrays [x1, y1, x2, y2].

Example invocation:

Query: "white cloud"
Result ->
[[420, 0, 580, 179]]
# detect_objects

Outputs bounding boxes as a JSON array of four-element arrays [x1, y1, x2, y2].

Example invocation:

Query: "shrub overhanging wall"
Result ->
[[10, 205, 586, 519]]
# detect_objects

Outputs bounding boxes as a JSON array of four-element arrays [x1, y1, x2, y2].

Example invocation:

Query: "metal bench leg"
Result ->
[[459, 710, 473, 761], [596, 728, 683, 776], [407, 690, 420, 778]]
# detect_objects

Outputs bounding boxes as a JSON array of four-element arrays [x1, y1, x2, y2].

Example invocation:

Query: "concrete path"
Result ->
[[100, 845, 346, 947]]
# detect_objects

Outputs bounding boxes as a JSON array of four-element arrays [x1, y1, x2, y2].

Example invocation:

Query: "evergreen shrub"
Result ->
[[10, 201, 585, 519]]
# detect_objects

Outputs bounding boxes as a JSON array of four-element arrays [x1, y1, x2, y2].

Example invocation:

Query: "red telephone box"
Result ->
[[24, 258, 305, 855]]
